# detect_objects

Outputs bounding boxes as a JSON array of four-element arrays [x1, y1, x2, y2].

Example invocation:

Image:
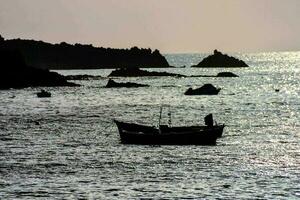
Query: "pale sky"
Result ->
[[0, 0, 299, 53]]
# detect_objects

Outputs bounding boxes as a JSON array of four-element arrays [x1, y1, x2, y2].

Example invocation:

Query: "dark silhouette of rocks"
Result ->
[[0, 46, 79, 90], [223, 184, 231, 188], [192, 50, 249, 68], [37, 89, 51, 98], [65, 74, 103, 80], [184, 84, 221, 95], [216, 72, 239, 77], [1, 35, 170, 69], [190, 72, 239, 77], [108, 68, 186, 77], [0, 35, 4, 43], [105, 79, 149, 88]]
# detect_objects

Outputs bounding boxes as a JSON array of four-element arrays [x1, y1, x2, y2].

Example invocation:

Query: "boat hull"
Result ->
[[114, 120, 224, 145]]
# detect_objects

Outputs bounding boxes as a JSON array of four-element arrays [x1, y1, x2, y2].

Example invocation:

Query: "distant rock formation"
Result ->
[[105, 79, 149, 88], [216, 72, 239, 77], [184, 84, 221, 95], [65, 74, 103, 80], [108, 68, 186, 77], [190, 72, 239, 78], [192, 50, 249, 68], [1, 35, 170, 69], [0, 46, 78, 90]]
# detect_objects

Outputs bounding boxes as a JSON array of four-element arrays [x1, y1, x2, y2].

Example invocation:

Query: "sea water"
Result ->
[[0, 52, 299, 199]]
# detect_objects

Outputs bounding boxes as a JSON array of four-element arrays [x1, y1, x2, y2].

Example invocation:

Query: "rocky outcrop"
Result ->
[[0, 47, 79, 90], [216, 72, 239, 77], [184, 84, 221, 95], [190, 72, 239, 78], [1, 35, 170, 69], [105, 79, 149, 88], [65, 74, 103, 80], [37, 89, 51, 98], [108, 68, 186, 77], [192, 50, 248, 68]]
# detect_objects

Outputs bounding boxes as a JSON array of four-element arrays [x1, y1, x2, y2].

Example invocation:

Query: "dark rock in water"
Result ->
[[105, 79, 149, 88], [65, 74, 103, 80], [190, 72, 238, 77], [108, 68, 186, 77], [275, 89, 280, 92], [192, 49, 248, 68], [223, 184, 231, 188], [37, 89, 51, 98], [216, 72, 239, 77], [184, 84, 221, 95], [0, 47, 79, 90]]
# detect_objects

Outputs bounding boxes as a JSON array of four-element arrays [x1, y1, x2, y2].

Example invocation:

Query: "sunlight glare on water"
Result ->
[[0, 52, 300, 199]]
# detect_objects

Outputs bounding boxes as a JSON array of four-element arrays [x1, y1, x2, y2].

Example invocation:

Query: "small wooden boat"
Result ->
[[37, 89, 51, 98], [114, 112, 225, 145]]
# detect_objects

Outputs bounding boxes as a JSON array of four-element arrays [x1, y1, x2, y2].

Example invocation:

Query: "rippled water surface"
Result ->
[[1, 52, 300, 199]]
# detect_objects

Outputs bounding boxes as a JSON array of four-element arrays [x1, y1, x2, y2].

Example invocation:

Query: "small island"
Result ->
[[105, 79, 149, 88], [108, 68, 186, 77], [0, 46, 78, 90], [192, 50, 249, 68]]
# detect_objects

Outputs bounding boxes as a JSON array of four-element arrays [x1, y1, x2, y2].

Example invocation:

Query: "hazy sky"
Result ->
[[0, 0, 299, 53]]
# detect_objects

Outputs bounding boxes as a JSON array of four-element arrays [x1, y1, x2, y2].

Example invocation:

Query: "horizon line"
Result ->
[[2, 35, 300, 55]]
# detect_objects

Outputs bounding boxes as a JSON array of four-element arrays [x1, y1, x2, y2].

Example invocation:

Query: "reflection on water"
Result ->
[[0, 52, 300, 199]]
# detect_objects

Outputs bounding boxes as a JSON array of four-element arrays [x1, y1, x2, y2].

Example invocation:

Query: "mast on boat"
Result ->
[[157, 105, 172, 128], [158, 106, 163, 127], [168, 106, 172, 127]]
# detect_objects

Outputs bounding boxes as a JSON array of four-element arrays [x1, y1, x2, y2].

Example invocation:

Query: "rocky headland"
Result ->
[[0, 46, 78, 90], [1, 35, 171, 69]]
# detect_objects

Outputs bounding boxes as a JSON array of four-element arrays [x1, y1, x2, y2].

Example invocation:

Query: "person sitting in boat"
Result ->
[[205, 113, 214, 127]]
